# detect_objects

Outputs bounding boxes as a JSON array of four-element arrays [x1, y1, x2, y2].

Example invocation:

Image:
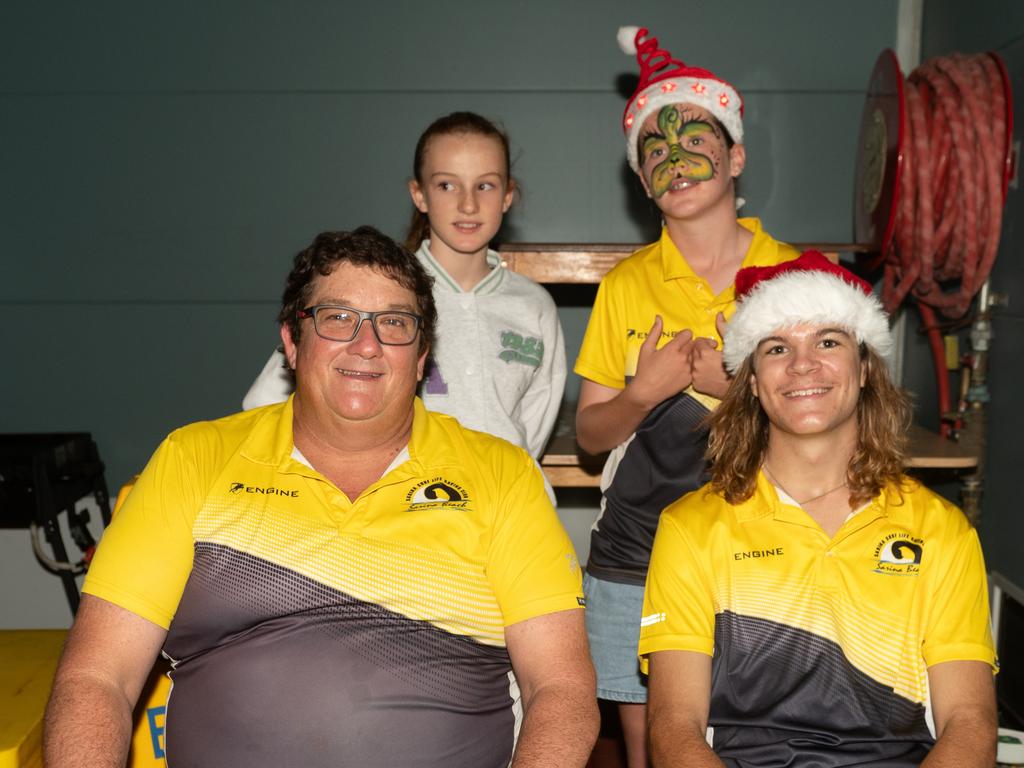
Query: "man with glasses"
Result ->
[[45, 227, 598, 768]]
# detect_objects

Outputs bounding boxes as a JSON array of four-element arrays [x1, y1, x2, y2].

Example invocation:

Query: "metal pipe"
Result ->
[[959, 280, 993, 523]]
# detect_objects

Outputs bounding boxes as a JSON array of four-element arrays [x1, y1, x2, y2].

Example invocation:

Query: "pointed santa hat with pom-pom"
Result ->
[[619, 25, 744, 172]]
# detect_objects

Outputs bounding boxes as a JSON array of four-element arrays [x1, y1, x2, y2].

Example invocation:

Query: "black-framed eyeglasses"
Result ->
[[297, 305, 422, 346]]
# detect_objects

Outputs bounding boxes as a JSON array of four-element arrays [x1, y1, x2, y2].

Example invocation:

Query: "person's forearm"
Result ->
[[921, 713, 997, 767], [650, 720, 724, 768], [576, 386, 657, 454], [524, 383, 562, 460], [510, 685, 599, 768], [45, 674, 134, 768]]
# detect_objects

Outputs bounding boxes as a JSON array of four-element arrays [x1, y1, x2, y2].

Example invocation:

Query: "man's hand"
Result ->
[[689, 312, 731, 399], [626, 315, 695, 409]]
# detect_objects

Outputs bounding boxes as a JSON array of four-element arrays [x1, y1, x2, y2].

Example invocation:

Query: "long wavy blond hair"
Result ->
[[706, 346, 912, 505]]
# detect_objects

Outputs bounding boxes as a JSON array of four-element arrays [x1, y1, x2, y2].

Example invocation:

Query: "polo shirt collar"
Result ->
[[733, 471, 785, 523], [238, 396, 299, 469], [406, 397, 459, 472], [874, 481, 914, 524], [659, 228, 700, 282], [658, 217, 770, 283], [418, 240, 504, 295], [238, 395, 441, 480], [735, 469, 908, 525]]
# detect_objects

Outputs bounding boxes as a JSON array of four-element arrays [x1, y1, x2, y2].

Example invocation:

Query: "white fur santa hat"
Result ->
[[723, 251, 892, 374], [618, 25, 744, 173]]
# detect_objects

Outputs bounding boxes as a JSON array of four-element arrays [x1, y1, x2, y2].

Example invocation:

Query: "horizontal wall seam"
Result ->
[[0, 87, 869, 97], [0, 299, 280, 305]]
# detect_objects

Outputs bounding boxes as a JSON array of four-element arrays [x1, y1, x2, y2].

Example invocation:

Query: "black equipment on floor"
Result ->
[[0, 433, 111, 614]]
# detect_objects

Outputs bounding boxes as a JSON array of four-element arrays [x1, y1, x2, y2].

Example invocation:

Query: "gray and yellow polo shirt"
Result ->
[[85, 397, 583, 767]]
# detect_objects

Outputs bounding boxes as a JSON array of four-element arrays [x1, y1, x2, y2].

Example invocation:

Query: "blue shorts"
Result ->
[[583, 573, 648, 703]]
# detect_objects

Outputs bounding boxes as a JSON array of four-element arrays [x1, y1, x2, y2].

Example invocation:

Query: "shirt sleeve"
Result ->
[[518, 293, 567, 459], [639, 508, 717, 672], [82, 432, 204, 629], [574, 274, 627, 389], [485, 449, 584, 626], [242, 349, 294, 410], [922, 515, 997, 670]]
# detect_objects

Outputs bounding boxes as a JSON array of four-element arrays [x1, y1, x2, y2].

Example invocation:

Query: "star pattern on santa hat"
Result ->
[[617, 25, 745, 171]]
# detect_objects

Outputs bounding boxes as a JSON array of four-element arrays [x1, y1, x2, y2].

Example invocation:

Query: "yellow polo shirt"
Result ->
[[575, 217, 800, 411], [83, 398, 584, 768], [640, 472, 996, 765]]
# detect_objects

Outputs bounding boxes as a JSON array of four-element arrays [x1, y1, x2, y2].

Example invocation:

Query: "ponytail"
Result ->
[[404, 209, 431, 252]]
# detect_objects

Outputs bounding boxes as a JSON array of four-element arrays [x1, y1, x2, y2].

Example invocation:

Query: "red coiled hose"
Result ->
[[880, 53, 1010, 436], [882, 53, 1009, 318]]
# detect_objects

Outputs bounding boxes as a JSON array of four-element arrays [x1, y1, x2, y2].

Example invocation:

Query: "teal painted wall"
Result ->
[[1, 1, 899, 625]]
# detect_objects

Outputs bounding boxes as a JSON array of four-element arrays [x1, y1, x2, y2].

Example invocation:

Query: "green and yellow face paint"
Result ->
[[640, 105, 723, 199]]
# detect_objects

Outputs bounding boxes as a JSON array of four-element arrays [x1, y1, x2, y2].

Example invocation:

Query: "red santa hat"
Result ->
[[618, 25, 744, 173], [722, 251, 893, 374]]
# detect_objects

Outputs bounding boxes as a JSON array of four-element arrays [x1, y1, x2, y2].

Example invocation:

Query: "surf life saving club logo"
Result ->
[[405, 477, 471, 511], [874, 532, 924, 575]]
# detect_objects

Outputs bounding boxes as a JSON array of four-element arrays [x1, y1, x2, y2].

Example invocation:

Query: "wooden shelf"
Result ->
[[491, 245, 977, 487], [499, 242, 871, 284], [904, 424, 979, 470], [500, 244, 637, 284], [539, 412, 978, 488]]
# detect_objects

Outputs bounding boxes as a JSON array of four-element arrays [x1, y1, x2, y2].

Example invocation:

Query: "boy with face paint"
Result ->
[[640, 104, 733, 209], [574, 27, 800, 766]]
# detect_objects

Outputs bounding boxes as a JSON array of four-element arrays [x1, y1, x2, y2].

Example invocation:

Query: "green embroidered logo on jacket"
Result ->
[[499, 331, 543, 368]]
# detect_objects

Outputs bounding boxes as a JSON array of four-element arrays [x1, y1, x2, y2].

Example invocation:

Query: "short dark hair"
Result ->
[[278, 226, 437, 353]]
